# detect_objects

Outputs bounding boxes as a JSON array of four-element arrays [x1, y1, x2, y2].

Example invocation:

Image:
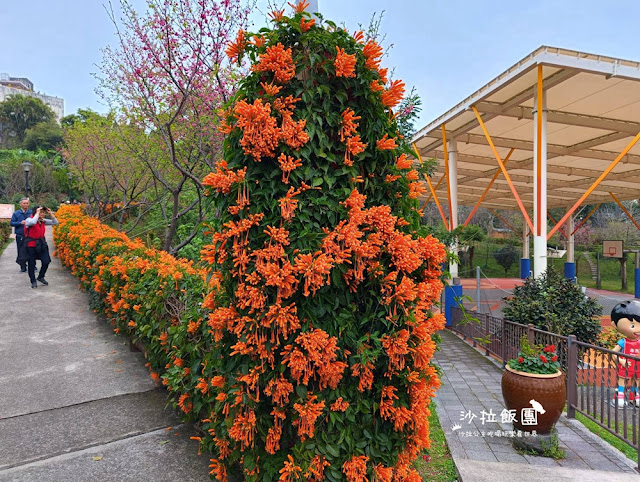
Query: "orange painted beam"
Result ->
[[442, 125, 453, 230], [471, 106, 534, 233], [413, 143, 449, 229], [548, 131, 640, 239], [421, 173, 446, 209], [464, 148, 515, 226], [547, 212, 568, 239], [488, 208, 520, 237], [610, 193, 640, 232], [572, 204, 600, 235], [536, 65, 543, 236]]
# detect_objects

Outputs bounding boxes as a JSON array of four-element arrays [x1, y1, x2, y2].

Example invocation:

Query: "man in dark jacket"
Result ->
[[9, 198, 32, 272]]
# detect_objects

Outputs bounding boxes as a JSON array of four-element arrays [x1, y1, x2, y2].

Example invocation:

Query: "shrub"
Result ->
[[0, 220, 10, 245], [199, 5, 446, 481], [502, 267, 602, 344], [54, 204, 209, 421]]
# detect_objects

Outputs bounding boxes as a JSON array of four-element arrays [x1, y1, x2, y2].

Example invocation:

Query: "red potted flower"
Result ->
[[502, 335, 566, 435]]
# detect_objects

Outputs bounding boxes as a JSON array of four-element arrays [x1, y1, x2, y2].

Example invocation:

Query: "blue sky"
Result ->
[[2, 0, 640, 128]]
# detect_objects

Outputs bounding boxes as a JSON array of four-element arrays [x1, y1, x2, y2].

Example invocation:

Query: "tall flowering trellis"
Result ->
[[199, 2, 447, 480]]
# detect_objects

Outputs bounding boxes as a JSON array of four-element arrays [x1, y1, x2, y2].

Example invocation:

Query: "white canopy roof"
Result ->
[[413, 46, 640, 211]]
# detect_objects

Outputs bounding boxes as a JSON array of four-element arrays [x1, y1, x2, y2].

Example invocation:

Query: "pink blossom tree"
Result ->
[[98, 0, 252, 253]]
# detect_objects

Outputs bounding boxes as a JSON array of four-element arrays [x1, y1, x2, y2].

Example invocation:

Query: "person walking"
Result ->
[[23, 206, 58, 289], [9, 198, 32, 272]]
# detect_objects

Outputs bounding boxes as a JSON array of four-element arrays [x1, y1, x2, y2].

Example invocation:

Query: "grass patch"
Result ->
[[575, 412, 638, 462], [413, 402, 459, 481]]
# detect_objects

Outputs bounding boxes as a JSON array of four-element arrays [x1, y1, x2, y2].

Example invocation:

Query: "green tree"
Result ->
[[459, 224, 486, 269], [23, 121, 63, 151], [0, 95, 55, 147], [493, 244, 519, 276]]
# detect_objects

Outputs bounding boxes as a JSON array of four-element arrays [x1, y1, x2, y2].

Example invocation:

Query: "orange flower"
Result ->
[[253, 43, 296, 83], [381, 79, 405, 108], [408, 181, 427, 199], [370, 80, 384, 92], [279, 455, 302, 481], [269, 9, 285, 21], [379, 385, 398, 419], [293, 394, 325, 440], [233, 99, 280, 161], [396, 153, 412, 169], [228, 410, 257, 449], [178, 394, 192, 414], [211, 375, 225, 387], [406, 169, 419, 181], [374, 464, 393, 482], [342, 455, 369, 482], [196, 377, 209, 394], [225, 30, 246, 63], [352, 30, 365, 44], [252, 35, 266, 47], [278, 153, 303, 184], [264, 374, 294, 405], [209, 459, 227, 481], [351, 361, 374, 392], [260, 81, 282, 96], [334, 46, 356, 78], [363, 39, 383, 70], [203, 159, 247, 193], [385, 174, 401, 183], [380, 330, 409, 373], [300, 17, 315, 32], [305, 455, 330, 480], [340, 108, 361, 142], [289, 0, 309, 13], [376, 134, 397, 151], [279, 186, 301, 221], [293, 251, 334, 296], [187, 320, 200, 334], [330, 397, 349, 412], [128, 320, 136, 328], [344, 135, 367, 166]]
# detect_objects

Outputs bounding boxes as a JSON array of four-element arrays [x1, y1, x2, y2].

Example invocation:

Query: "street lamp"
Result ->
[[21, 161, 32, 198]]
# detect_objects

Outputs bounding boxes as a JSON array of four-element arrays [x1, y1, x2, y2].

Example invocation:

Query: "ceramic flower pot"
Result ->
[[501, 365, 566, 434]]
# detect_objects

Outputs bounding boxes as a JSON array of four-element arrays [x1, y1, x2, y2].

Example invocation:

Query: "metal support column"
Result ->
[[448, 137, 459, 281], [533, 66, 548, 278], [521, 222, 530, 279], [565, 214, 576, 281]]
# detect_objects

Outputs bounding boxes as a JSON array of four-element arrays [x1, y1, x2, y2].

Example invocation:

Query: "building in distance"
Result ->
[[0, 73, 64, 121]]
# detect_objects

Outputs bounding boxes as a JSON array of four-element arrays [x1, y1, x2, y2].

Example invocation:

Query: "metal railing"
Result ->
[[449, 307, 569, 372], [450, 306, 639, 470], [567, 337, 640, 470]]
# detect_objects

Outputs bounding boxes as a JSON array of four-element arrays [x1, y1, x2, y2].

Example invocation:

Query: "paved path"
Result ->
[[0, 229, 210, 481], [434, 328, 639, 481]]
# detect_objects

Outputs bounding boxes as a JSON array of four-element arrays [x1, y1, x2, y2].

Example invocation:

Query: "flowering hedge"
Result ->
[[53, 204, 210, 414], [200, 3, 447, 481]]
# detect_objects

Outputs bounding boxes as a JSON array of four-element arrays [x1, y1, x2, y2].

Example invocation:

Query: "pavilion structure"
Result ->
[[412, 46, 640, 284]]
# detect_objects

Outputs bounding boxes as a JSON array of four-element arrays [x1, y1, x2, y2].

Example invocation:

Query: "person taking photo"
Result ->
[[9, 198, 32, 272], [22, 206, 58, 289]]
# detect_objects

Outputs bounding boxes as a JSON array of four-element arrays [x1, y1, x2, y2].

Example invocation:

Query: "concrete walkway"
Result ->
[[434, 329, 639, 481], [0, 228, 210, 481]]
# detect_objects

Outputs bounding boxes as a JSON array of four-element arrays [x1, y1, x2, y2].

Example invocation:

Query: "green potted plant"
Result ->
[[502, 335, 566, 436]]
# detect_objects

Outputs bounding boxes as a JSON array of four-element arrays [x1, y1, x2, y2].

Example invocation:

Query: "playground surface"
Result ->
[[458, 276, 632, 323]]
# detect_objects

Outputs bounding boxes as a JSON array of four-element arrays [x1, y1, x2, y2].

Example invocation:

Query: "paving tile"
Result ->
[[493, 452, 529, 463], [466, 450, 498, 463], [523, 454, 560, 467]]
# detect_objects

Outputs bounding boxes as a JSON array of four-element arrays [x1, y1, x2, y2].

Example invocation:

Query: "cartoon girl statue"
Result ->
[[611, 301, 640, 407]]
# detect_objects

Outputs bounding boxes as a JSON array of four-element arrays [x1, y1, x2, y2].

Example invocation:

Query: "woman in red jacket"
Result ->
[[23, 206, 58, 289]]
